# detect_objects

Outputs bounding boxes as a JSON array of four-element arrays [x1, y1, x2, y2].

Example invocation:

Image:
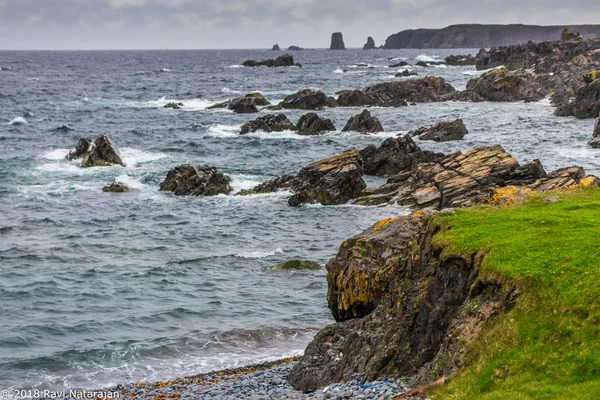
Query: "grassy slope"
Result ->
[[431, 188, 600, 399]]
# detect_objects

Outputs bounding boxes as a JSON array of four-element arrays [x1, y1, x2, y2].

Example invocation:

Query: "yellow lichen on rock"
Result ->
[[372, 217, 399, 232], [487, 186, 533, 205]]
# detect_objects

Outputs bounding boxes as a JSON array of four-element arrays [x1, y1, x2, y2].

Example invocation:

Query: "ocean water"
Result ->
[[0, 48, 599, 391]]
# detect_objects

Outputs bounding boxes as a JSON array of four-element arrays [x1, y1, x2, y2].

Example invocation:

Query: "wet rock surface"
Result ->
[[342, 110, 383, 133], [590, 117, 600, 148], [280, 89, 330, 110], [240, 114, 296, 134], [409, 119, 468, 142], [159, 164, 232, 196], [102, 182, 131, 193], [464, 67, 556, 102], [66, 134, 125, 168], [296, 113, 335, 135], [208, 93, 270, 113]]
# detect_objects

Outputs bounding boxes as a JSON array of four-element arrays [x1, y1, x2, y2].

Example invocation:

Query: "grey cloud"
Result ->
[[0, 0, 599, 49]]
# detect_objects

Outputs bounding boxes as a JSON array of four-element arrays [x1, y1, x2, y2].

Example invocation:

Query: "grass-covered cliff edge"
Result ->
[[289, 186, 600, 399], [431, 188, 600, 399]]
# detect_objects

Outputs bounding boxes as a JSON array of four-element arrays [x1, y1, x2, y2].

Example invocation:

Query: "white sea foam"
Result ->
[[462, 69, 484, 76], [207, 124, 241, 137], [8, 116, 27, 126], [114, 174, 147, 190], [333, 68, 345, 74], [235, 248, 284, 259], [229, 174, 265, 194], [221, 87, 242, 94], [249, 130, 308, 140], [415, 54, 441, 62], [120, 148, 167, 167], [41, 148, 70, 160], [158, 68, 171, 72], [227, 65, 243, 68]]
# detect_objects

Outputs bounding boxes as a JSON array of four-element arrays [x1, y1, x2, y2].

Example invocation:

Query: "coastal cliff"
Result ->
[[383, 24, 600, 49]]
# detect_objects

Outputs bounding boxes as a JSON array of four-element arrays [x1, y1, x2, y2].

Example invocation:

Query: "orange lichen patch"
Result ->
[[343, 241, 349, 247], [372, 217, 399, 232], [577, 176, 599, 189], [487, 186, 533, 205], [412, 210, 425, 218]]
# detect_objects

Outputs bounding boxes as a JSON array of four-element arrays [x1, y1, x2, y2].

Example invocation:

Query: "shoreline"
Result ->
[[106, 356, 410, 399]]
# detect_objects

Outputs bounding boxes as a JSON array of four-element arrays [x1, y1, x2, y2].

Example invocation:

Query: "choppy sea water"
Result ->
[[0, 48, 599, 391]]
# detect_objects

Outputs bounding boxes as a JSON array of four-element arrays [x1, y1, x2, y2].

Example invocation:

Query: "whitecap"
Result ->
[[334, 68, 344, 74], [120, 148, 167, 166], [248, 130, 308, 140], [227, 65, 243, 68], [415, 54, 441, 62], [221, 87, 242, 94], [41, 148, 70, 160], [113, 174, 147, 190], [235, 248, 284, 258], [207, 124, 241, 138], [8, 117, 27, 126], [229, 174, 265, 194], [462, 69, 484, 77], [158, 68, 171, 73]]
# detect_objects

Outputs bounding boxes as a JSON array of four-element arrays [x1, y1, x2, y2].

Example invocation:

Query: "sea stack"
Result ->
[[363, 37, 375, 50], [330, 32, 346, 50], [271, 44, 281, 51]]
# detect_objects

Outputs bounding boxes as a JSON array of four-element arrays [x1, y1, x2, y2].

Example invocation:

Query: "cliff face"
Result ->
[[383, 24, 600, 49]]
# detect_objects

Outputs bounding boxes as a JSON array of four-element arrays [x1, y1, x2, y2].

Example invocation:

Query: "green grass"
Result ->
[[431, 188, 600, 400]]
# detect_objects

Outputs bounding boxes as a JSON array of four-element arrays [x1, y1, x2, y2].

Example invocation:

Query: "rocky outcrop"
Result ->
[[363, 37, 376, 50], [360, 135, 444, 177], [395, 70, 418, 77], [271, 44, 281, 51], [102, 182, 131, 193], [354, 145, 597, 209], [383, 24, 600, 49], [288, 46, 304, 51], [336, 76, 457, 107], [239, 150, 366, 206], [240, 114, 296, 134], [53, 125, 74, 133], [559, 78, 600, 119], [271, 260, 321, 271], [330, 32, 346, 50], [164, 102, 183, 109], [389, 61, 409, 68], [464, 67, 556, 102], [280, 89, 332, 110], [342, 110, 383, 133], [159, 165, 231, 196], [288, 212, 513, 391], [66, 134, 125, 168], [589, 117, 600, 148], [561, 28, 582, 42], [242, 55, 302, 68], [409, 119, 468, 142], [296, 113, 335, 135], [444, 54, 477, 66], [208, 93, 270, 114]]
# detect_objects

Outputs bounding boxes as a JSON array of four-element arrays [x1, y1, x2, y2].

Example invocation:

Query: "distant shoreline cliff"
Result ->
[[383, 24, 600, 49]]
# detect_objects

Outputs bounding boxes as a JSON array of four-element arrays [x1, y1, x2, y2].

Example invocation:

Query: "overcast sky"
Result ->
[[1, 0, 599, 50]]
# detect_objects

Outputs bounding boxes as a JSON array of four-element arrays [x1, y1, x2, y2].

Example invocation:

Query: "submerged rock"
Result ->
[[362, 37, 376, 50], [102, 182, 131, 193], [159, 164, 231, 196], [164, 102, 184, 109], [240, 114, 296, 134], [280, 89, 330, 110], [242, 54, 301, 68], [207, 93, 270, 113], [66, 134, 125, 168], [360, 135, 445, 177], [330, 32, 346, 50], [409, 119, 468, 142], [53, 125, 74, 133], [342, 110, 383, 133], [239, 149, 366, 206], [389, 61, 409, 68], [395, 69, 418, 77], [296, 113, 335, 135], [271, 260, 321, 271]]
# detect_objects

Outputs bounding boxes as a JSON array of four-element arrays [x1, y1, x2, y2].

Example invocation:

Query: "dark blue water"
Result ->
[[1, 49, 598, 391]]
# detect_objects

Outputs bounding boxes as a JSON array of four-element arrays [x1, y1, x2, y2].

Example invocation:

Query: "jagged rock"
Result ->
[[288, 45, 304, 51], [389, 61, 409, 68], [465, 67, 556, 102], [360, 135, 444, 177], [588, 137, 600, 148], [159, 164, 231, 196], [354, 145, 596, 209], [444, 54, 477, 66], [342, 110, 384, 133], [415, 61, 429, 67], [102, 182, 131, 193], [271, 260, 321, 271], [164, 102, 183, 109], [280, 89, 329, 110], [589, 117, 600, 148], [240, 114, 296, 134], [561, 28, 583, 42], [66, 134, 125, 168], [208, 93, 270, 112], [570, 79, 600, 118], [409, 119, 468, 142], [242, 54, 301, 68], [330, 32, 346, 50], [395, 69, 418, 77], [271, 44, 281, 51], [336, 77, 456, 107], [239, 149, 366, 206], [296, 113, 335, 135], [362, 37, 376, 50], [54, 125, 74, 133]]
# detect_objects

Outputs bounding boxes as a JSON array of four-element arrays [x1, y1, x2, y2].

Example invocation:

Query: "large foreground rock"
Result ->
[[409, 119, 468, 142], [354, 145, 597, 209], [66, 134, 125, 168], [360, 135, 445, 177], [336, 76, 456, 107], [342, 110, 383, 133], [239, 149, 366, 206], [160, 165, 231, 196], [240, 114, 296, 134], [296, 113, 335, 135], [464, 67, 556, 102], [330, 32, 346, 50]]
